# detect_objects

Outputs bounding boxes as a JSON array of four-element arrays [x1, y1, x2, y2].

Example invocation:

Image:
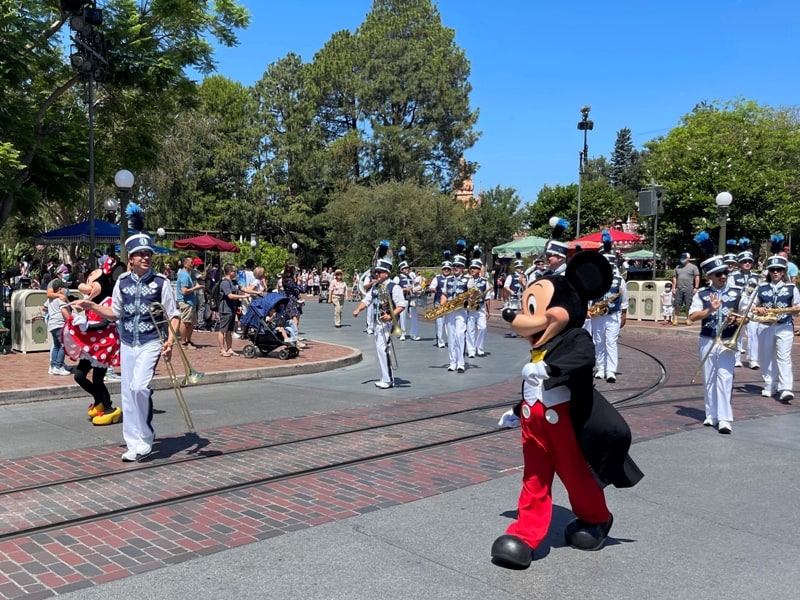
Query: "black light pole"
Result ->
[[576, 106, 594, 239], [65, 0, 108, 268]]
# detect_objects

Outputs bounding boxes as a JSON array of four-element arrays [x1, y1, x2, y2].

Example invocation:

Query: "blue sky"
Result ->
[[204, 0, 798, 205]]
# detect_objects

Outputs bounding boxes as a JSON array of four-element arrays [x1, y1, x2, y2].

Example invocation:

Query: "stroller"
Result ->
[[319, 277, 330, 303], [239, 292, 300, 360]]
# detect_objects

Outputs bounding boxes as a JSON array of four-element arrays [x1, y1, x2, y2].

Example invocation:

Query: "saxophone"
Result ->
[[750, 306, 800, 324], [424, 287, 483, 320], [589, 292, 621, 318]]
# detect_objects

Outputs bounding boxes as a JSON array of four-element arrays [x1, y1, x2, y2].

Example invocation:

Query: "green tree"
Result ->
[[644, 99, 800, 258], [462, 186, 525, 256], [325, 181, 463, 272], [356, 0, 480, 189], [0, 0, 249, 232]]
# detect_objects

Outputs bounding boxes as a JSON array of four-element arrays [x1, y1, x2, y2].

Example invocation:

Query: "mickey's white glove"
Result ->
[[497, 409, 520, 428]]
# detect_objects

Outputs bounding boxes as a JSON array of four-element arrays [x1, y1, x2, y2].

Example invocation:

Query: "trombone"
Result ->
[[147, 302, 204, 432], [690, 287, 758, 384]]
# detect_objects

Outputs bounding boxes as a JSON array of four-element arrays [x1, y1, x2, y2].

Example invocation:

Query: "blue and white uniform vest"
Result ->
[[397, 273, 413, 298], [117, 270, 170, 346], [755, 282, 796, 325], [732, 271, 760, 294], [507, 272, 523, 295], [433, 274, 448, 306], [595, 274, 624, 314], [697, 285, 743, 339], [472, 276, 490, 308], [445, 274, 470, 300], [370, 281, 398, 315]]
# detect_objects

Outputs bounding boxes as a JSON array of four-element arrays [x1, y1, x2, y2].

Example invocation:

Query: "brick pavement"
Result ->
[[0, 323, 798, 598]]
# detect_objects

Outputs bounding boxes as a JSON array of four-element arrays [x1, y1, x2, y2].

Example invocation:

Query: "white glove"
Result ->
[[72, 310, 88, 332], [497, 409, 520, 428]]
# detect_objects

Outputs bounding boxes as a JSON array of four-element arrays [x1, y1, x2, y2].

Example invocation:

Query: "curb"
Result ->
[[0, 347, 363, 406]]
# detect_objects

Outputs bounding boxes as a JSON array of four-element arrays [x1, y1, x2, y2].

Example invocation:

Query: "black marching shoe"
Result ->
[[564, 515, 613, 551], [490, 534, 533, 569]]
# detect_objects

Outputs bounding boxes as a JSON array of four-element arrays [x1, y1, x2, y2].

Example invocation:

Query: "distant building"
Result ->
[[453, 157, 479, 209]]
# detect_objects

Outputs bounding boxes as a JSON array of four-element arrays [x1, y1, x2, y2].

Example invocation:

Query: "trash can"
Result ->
[[626, 281, 641, 320], [11, 289, 50, 353], [639, 281, 659, 321]]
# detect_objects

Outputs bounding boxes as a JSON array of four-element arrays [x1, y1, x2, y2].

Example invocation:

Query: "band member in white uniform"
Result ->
[[361, 269, 377, 334], [428, 261, 452, 348], [407, 268, 423, 340], [688, 255, 747, 434], [353, 257, 406, 389], [442, 254, 470, 372], [589, 254, 628, 383], [752, 255, 800, 403], [503, 260, 526, 337], [394, 260, 417, 341], [730, 249, 761, 369], [466, 258, 491, 358]]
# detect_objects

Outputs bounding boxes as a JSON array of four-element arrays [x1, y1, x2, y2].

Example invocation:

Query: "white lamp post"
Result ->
[[715, 191, 733, 254], [114, 169, 135, 262]]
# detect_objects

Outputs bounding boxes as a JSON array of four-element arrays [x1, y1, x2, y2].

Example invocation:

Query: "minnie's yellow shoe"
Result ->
[[92, 406, 122, 426], [87, 403, 104, 418]]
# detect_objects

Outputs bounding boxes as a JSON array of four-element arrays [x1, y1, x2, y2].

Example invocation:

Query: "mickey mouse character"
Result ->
[[491, 251, 644, 569]]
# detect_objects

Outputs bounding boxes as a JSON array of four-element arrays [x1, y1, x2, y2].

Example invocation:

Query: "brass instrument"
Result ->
[[691, 287, 759, 384], [376, 282, 401, 369], [147, 303, 204, 432], [424, 287, 484, 320], [589, 292, 621, 318], [750, 306, 800, 324]]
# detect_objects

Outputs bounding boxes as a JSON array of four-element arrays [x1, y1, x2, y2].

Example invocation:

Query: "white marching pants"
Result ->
[[698, 336, 734, 423], [374, 321, 394, 384], [757, 323, 794, 393], [466, 310, 487, 355], [366, 302, 375, 331], [436, 314, 446, 346], [592, 312, 621, 375], [445, 309, 467, 369], [120, 340, 161, 452]]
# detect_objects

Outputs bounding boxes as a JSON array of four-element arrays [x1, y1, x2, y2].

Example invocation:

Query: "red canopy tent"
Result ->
[[572, 229, 642, 244], [173, 234, 239, 253]]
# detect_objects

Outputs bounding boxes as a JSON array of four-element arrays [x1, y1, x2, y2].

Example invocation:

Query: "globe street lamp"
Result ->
[[715, 191, 733, 253], [114, 169, 135, 262], [576, 106, 594, 239]]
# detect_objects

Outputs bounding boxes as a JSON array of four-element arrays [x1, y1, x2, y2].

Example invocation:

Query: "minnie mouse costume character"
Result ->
[[491, 251, 644, 569]]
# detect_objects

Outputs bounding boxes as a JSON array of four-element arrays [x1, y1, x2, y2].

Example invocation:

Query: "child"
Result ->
[[46, 278, 71, 375], [660, 282, 674, 325]]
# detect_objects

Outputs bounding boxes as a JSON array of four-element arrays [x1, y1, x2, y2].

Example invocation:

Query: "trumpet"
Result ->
[[147, 303, 204, 432]]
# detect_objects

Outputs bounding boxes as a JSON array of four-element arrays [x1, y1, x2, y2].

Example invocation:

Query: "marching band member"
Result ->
[[731, 241, 761, 369], [466, 255, 491, 358], [428, 254, 452, 348], [75, 233, 180, 461], [540, 240, 569, 277], [752, 254, 800, 403], [442, 253, 471, 373], [688, 247, 747, 434], [395, 260, 415, 341], [352, 254, 406, 389], [407, 266, 423, 341], [502, 258, 526, 338], [589, 254, 628, 383]]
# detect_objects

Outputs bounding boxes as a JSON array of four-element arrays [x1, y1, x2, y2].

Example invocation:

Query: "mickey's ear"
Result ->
[[566, 251, 612, 301]]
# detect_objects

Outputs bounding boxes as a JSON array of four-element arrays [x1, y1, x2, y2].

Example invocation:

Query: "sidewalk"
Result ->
[[0, 329, 361, 405]]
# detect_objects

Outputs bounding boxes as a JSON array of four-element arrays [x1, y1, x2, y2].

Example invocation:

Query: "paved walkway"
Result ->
[[0, 302, 798, 599]]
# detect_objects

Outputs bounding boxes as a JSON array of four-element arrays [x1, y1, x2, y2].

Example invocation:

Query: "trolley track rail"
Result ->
[[0, 341, 674, 544]]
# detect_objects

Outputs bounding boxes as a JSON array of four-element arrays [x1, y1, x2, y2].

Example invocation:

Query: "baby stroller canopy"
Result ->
[[240, 293, 289, 330]]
